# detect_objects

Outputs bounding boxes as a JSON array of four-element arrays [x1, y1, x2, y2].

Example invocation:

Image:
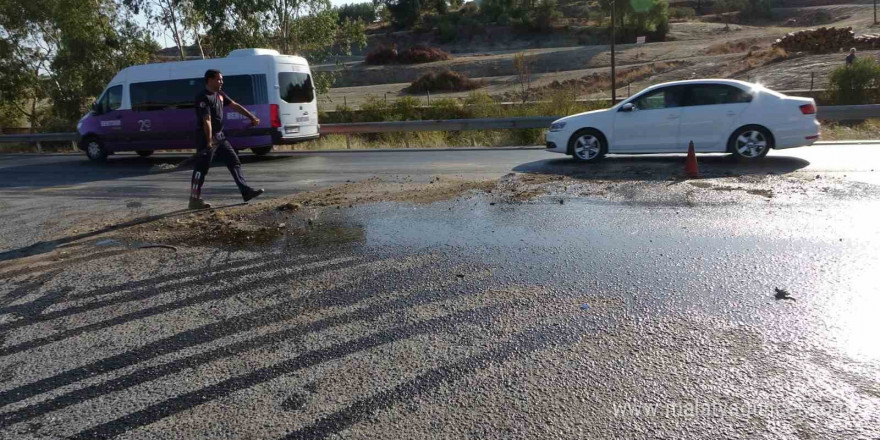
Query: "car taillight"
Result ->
[[799, 103, 816, 115], [270, 104, 281, 128]]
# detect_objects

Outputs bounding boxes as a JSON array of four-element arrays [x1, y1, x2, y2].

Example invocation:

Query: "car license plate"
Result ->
[[296, 116, 309, 122], [285, 126, 300, 134]]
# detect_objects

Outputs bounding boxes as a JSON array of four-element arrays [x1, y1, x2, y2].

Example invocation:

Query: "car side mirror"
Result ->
[[91, 102, 101, 115], [620, 103, 635, 112]]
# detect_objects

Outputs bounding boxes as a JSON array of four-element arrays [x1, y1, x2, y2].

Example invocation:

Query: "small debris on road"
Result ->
[[138, 244, 178, 251], [149, 163, 178, 172], [774, 287, 796, 301]]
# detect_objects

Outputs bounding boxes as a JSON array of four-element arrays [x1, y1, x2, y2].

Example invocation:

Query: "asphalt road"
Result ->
[[1, 146, 879, 439]]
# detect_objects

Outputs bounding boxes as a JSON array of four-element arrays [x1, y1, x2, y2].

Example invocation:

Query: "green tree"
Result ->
[[336, 2, 378, 24], [385, 0, 422, 28], [0, 0, 158, 130], [264, 0, 366, 93], [123, 0, 208, 59], [187, 0, 366, 94], [598, 0, 669, 41]]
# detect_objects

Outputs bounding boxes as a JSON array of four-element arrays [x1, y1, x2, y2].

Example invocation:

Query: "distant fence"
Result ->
[[2, 104, 880, 150]]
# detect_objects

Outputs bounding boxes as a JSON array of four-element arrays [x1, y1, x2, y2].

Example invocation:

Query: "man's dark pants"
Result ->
[[190, 131, 249, 199]]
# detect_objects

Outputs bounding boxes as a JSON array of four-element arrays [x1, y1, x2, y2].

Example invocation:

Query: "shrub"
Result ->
[[670, 7, 695, 20], [365, 45, 452, 64], [406, 70, 484, 93], [740, 0, 774, 21], [359, 95, 393, 122], [397, 45, 452, 63], [365, 45, 398, 65], [828, 58, 880, 105], [438, 20, 458, 42], [391, 95, 423, 120]]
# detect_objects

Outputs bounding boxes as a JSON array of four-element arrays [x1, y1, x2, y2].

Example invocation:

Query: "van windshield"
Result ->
[[278, 72, 314, 104]]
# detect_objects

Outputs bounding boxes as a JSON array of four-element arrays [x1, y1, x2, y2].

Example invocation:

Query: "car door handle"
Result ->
[[726, 111, 737, 116], [667, 115, 680, 119]]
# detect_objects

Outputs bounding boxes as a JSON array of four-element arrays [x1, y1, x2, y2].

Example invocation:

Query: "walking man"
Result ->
[[189, 69, 265, 209], [846, 48, 857, 66]]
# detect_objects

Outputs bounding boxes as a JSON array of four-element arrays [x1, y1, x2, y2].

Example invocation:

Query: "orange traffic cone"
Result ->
[[685, 141, 699, 178]]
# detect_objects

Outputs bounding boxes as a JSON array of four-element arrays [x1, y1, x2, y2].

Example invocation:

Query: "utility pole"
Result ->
[[875, 0, 877, 25], [611, 0, 616, 104]]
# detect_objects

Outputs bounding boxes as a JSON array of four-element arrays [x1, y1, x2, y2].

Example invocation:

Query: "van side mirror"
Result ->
[[620, 103, 635, 112], [91, 101, 101, 115]]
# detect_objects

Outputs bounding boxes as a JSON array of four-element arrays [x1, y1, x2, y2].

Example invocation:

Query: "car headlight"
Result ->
[[549, 122, 566, 132]]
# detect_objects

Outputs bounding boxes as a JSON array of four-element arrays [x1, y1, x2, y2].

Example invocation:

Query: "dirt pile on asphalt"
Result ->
[[115, 172, 880, 249], [123, 176, 500, 247]]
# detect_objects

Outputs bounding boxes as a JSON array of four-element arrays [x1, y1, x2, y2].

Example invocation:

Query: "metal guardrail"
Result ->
[[320, 116, 557, 134], [3, 105, 880, 148]]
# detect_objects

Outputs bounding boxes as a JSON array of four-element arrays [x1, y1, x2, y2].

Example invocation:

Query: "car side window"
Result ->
[[685, 85, 752, 106], [632, 86, 684, 110]]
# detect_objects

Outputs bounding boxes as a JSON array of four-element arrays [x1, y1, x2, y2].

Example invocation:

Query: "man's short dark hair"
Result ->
[[205, 69, 222, 83]]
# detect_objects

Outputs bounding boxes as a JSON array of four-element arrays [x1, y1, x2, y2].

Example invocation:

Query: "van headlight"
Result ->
[[549, 122, 566, 132]]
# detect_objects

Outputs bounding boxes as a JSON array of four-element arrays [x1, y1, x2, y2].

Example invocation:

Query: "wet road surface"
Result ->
[[0, 146, 879, 439]]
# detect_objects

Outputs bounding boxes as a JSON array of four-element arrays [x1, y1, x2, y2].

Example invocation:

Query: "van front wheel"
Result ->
[[84, 137, 108, 162], [252, 146, 272, 156]]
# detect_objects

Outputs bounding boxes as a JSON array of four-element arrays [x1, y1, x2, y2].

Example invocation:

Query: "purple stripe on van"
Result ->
[[78, 105, 277, 152]]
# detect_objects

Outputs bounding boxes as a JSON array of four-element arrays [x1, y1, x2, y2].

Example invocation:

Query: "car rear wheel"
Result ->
[[84, 137, 108, 162], [136, 150, 153, 157], [569, 129, 607, 163], [252, 146, 272, 156], [729, 126, 772, 160]]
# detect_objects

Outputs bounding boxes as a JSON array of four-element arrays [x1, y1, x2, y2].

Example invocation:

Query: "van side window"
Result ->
[[278, 73, 314, 103], [107, 85, 123, 111], [131, 75, 262, 111]]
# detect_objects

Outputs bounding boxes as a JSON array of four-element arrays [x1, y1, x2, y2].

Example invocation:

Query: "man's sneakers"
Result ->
[[188, 197, 212, 209], [243, 187, 265, 203]]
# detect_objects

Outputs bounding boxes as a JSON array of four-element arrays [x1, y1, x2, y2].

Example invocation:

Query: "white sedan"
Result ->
[[545, 79, 820, 162]]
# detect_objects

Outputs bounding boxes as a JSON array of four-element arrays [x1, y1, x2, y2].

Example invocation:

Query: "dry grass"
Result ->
[[742, 47, 788, 68], [818, 119, 880, 140], [705, 38, 763, 55], [505, 61, 686, 101]]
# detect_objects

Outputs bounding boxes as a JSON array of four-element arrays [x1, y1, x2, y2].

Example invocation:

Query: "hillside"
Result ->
[[317, 3, 880, 109]]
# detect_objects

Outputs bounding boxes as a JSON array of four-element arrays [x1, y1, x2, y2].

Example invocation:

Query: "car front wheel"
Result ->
[[569, 129, 607, 163], [729, 126, 772, 160]]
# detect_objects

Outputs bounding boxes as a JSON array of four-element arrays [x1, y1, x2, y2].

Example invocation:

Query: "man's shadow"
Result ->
[[0, 203, 245, 263]]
